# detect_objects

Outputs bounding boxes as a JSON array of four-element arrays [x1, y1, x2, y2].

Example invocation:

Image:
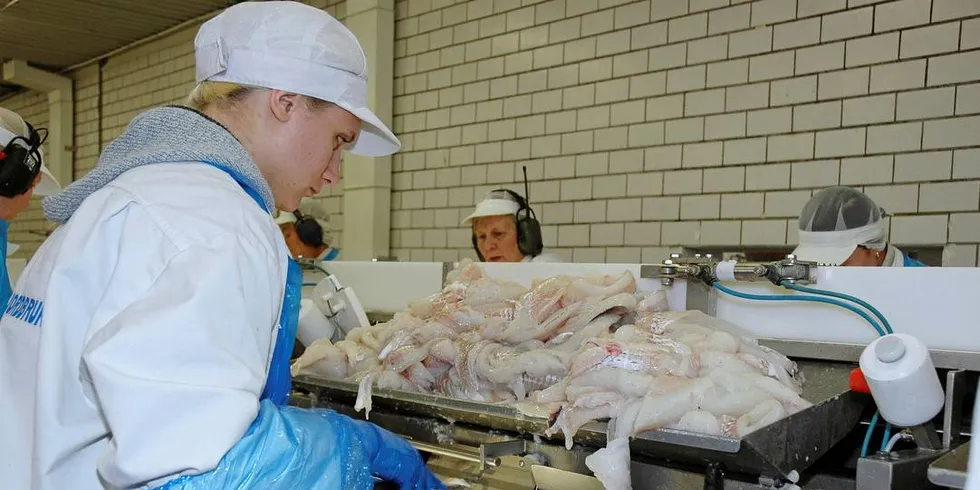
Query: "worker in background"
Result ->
[[276, 208, 339, 261], [0, 108, 62, 308], [462, 189, 562, 263], [792, 186, 926, 267], [0, 3, 442, 490]]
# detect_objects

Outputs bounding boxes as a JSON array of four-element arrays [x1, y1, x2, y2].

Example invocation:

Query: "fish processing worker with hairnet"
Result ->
[[792, 186, 926, 267], [0, 2, 443, 490]]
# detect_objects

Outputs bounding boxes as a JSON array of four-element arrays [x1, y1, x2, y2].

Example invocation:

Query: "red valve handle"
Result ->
[[850, 367, 870, 394]]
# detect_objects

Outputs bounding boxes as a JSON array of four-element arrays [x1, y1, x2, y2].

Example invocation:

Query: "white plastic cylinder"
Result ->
[[859, 333, 944, 427], [297, 298, 337, 346], [715, 261, 737, 282]]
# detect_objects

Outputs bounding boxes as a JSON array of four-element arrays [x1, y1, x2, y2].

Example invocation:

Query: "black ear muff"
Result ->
[[293, 210, 325, 248], [515, 205, 543, 257], [0, 122, 45, 199]]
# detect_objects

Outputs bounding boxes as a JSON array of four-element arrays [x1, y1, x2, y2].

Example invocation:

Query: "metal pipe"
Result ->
[[410, 441, 500, 467]]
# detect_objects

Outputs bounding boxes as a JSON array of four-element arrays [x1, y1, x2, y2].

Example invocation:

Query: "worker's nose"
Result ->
[[323, 154, 341, 186]]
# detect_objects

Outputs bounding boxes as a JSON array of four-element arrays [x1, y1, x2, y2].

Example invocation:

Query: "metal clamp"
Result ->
[[640, 254, 817, 288], [410, 439, 526, 471]]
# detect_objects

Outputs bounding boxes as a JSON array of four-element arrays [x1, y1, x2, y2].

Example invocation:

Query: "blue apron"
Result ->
[[212, 164, 301, 406]]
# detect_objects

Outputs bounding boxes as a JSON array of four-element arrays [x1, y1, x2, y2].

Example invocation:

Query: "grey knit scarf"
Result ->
[[42, 105, 275, 223]]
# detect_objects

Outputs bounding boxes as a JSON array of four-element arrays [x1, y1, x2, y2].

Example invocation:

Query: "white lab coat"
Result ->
[[0, 163, 290, 489]]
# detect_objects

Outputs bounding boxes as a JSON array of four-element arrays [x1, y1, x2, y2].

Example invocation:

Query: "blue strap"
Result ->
[[0, 219, 11, 315], [323, 248, 339, 261], [206, 163, 299, 406], [262, 259, 302, 405]]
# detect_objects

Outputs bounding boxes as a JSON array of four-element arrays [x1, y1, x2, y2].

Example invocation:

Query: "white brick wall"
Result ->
[[392, 0, 980, 265], [4, 0, 978, 265]]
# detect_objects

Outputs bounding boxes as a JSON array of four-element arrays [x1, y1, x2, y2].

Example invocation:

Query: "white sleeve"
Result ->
[[531, 252, 564, 263], [81, 233, 283, 488]]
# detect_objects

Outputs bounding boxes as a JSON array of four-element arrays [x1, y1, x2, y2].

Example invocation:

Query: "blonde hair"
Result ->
[[185, 81, 335, 112], [185, 81, 254, 111]]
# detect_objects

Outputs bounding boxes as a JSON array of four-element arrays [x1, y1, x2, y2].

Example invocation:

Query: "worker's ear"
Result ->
[[268, 90, 300, 123]]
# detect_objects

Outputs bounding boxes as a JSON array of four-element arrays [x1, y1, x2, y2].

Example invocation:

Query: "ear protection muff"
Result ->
[[0, 122, 46, 199], [471, 189, 543, 261], [292, 210, 325, 248]]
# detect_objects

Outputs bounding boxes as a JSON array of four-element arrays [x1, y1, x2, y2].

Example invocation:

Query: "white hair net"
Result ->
[[798, 186, 887, 249]]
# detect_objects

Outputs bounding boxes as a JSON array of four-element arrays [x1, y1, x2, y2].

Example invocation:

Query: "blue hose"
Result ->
[[861, 411, 880, 458], [711, 283, 886, 336], [711, 280, 892, 459], [311, 263, 331, 276], [780, 282, 893, 334], [880, 423, 892, 452]]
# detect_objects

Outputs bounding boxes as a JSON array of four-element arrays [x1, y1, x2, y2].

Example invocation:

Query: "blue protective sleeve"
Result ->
[[0, 219, 11, 312], [903, 254, 927, 267], [156, 399, 446, 490]]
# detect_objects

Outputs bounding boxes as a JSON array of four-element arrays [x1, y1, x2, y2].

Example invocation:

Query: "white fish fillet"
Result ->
[[291, 261, 809, 489]]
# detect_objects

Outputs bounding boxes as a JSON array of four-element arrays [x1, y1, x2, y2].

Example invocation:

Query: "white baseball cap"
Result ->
[[195, 1, 400, 157], [0, 108, 62, 197], [461, 190, 523, 226]]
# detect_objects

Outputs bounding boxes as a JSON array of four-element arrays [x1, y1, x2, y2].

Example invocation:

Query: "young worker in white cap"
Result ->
[[0, 2, 442, 490], [0, 107, 62, 308], [792, 186, 925, 267], [462, 189, 562, 263]]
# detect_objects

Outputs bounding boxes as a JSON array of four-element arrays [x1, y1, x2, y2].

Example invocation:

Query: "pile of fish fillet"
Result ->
[[292, 260, 811, 490]]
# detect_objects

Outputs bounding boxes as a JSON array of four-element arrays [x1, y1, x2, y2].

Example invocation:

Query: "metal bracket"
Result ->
[[912, 422, 943, 451], [944, 370, 969, 449], [640, 255, 817, 289], [480, 439, 527, 470], [410, 440, 499, 469], [409, 438, 526, 471], [530, 465, 605, 490]]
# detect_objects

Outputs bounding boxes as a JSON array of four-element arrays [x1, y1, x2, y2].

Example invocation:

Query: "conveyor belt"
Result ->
[[292, 361, 864, 481]]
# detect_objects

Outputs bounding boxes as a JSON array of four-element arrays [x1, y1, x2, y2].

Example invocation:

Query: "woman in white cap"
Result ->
[[276, 209, 339, 261], [462, 189, 562, 263], [792, 186, 925, 267], [0, 107, 62, 308], [0, 3, 442, 490]]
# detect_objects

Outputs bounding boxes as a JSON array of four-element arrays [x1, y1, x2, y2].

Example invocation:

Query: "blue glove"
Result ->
[[157, 399, 445, 490], [348, 415, 447, 490]]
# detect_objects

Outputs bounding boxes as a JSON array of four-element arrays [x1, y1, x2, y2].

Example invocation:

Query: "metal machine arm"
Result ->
[[640, 254, 818, 287]]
